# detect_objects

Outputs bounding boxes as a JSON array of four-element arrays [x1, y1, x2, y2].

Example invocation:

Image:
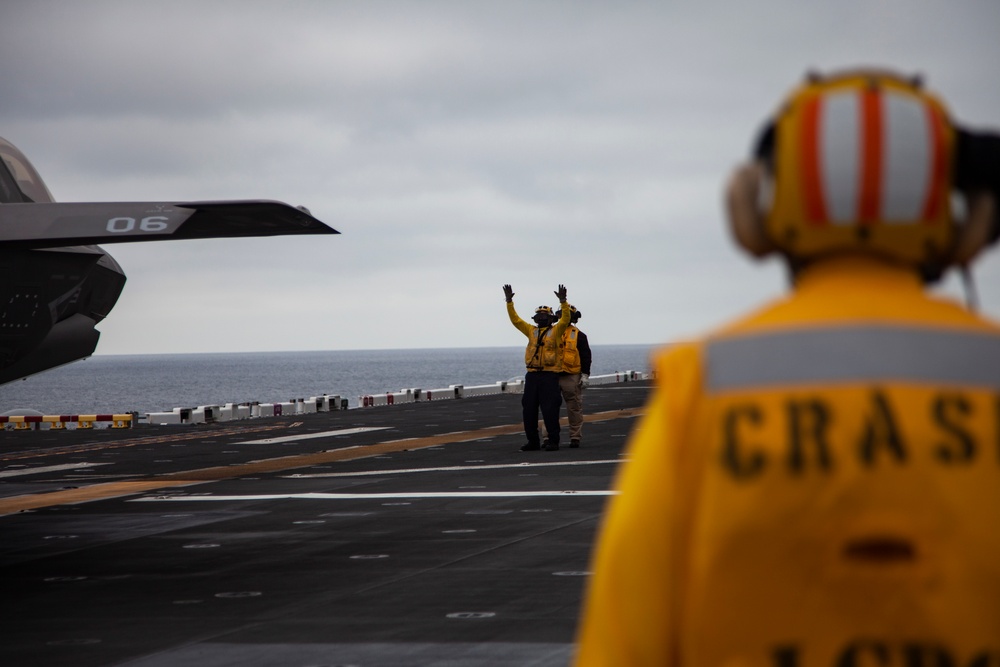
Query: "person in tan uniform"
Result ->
[[574, 69, 1000, 666], [556, 305, 592, 447]]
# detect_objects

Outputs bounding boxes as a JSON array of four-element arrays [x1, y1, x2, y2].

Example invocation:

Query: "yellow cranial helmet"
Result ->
[[726, 69, 996, 276], [534, 306, 554, 316]]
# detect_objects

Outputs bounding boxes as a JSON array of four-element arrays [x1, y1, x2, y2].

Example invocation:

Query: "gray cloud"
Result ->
[[2, 0, 998, 354]]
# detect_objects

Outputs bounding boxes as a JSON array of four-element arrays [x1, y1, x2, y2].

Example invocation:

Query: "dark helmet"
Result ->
[[555, 304, 581, 322]]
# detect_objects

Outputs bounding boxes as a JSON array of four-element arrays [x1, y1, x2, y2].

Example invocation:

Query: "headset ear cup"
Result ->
[[725, 162, 774, 257], [951, 191, 997, 266]]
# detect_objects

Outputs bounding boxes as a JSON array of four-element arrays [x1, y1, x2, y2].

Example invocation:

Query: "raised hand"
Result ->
[[503, 284, 514, 302], [554, 284, 567, 303]]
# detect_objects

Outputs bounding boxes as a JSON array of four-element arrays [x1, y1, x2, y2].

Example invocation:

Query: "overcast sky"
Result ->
[[2, 0, 998, 355]]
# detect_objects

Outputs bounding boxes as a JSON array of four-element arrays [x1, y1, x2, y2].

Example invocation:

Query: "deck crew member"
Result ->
[[574, 69, 1000, 665], [504, 283, 571, 451], [556, 305, 592, 448]]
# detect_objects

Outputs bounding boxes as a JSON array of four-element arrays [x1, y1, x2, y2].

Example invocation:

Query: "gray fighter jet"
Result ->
[[0, 136, 339, 385]]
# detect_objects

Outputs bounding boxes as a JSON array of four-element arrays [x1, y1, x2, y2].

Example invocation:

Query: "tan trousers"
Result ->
[[558, 373, 583, 440]]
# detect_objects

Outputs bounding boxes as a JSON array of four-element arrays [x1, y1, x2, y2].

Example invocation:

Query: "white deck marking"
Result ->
[[285, 459, 623, 478], [235, 427, 391, 445], [132, 490, 617, 502], [0, 462, 110, 478]]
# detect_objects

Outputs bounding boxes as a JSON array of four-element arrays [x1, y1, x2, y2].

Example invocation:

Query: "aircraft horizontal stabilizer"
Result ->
[[0, 200, 338, 249]]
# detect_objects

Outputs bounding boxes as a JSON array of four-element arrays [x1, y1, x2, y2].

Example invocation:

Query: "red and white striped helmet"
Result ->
[[735, 70, 959, 269]]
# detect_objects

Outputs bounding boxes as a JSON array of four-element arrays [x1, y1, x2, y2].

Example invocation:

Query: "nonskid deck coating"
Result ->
[[0, 382, 651, 667]]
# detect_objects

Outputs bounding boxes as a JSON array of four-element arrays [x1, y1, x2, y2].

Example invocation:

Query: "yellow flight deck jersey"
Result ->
[[574, 256, 1000, 667], [508, 301, 571, 372]]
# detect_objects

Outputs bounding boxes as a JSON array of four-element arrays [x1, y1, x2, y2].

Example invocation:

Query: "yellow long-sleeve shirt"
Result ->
[[574, 256, 1000, 666], [507, 300, 570, 372]]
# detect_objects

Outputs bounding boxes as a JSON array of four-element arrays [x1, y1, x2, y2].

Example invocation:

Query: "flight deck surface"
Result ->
[[0, 381, 651, 667]]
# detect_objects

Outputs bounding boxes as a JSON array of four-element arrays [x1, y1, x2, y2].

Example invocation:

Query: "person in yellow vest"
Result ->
[[556, 305, 592, 448], [574, 69, 1000, 665], [504, 283, 571, 451]]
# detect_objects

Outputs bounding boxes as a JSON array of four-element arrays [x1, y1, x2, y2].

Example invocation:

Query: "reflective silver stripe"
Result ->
[[706, 325, 1000, 392]]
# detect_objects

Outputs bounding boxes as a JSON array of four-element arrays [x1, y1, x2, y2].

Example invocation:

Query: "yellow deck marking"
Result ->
[[0, 480, 186, 514], [0, 408, 642, 516]]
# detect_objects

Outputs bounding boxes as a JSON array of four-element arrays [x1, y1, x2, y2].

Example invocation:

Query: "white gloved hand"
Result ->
[[580, 374, 589, 389]]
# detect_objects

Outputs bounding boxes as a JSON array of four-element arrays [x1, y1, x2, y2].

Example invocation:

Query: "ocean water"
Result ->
[[0, 345, 656, 416]]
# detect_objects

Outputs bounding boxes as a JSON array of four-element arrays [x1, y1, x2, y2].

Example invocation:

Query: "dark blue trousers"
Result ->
[[522, 371, 563, 445]]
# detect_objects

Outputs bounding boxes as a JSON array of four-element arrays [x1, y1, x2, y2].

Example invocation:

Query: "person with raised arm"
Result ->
[[504, 283, 571, 451]]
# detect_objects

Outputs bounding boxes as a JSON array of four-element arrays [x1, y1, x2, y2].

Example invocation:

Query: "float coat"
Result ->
[[561, 326, 582, 374], [508, 302, 571, 372]]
